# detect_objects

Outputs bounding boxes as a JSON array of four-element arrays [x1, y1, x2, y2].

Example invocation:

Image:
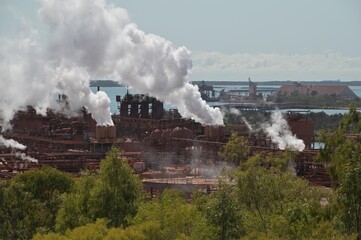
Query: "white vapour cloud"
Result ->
[[225, 108, 254, 132], [230, 108, 241, 115], [15, 152, 38, 163], [49, 66, 114, 125], [262, 111, 305, 151], [0, 135, 38, 163], [0, 0, 223, 128], [0, 36, 57, 130], [0, 31, 113, 128], [192, 51, 361, 80], [241, 117, 253, 132], [38, 0, 223, 126], [0, 135, 26, 150]]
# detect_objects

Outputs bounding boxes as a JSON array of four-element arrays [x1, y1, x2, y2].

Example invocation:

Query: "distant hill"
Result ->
[[89, 80, 124, 87]]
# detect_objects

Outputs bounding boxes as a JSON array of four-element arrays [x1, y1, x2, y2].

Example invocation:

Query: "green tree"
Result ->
[[318, 106, 361, 238], [34, 219, 108, 240], [104, 221, 162, 240], [236, 153, 329, 239], [35, 219, 163, 240], [219, 132, 248, 164], [56, 173, 97, 232], [193, 183, 244, 240], [0, 167, 73, 239], [337, 156, 361, 238], [56, 147, 143, 231], [0, 182, 49, 239], [90, 146, 143, 227], [133, 189, 213, 240]]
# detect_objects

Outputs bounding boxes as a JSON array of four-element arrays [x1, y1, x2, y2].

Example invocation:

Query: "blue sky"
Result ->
[[1, 0, 361, 81]]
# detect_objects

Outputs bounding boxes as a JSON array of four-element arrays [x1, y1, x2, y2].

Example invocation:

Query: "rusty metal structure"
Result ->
[[0, 94, 333, 196]]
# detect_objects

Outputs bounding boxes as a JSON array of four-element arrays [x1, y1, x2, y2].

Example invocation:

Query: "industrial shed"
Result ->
[[275, 82, 357, 99]]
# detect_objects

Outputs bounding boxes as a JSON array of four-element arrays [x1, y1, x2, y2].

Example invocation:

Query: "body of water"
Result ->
[[91, 85, 360, 115]]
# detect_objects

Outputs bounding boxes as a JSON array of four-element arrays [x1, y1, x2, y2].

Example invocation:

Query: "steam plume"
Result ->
[[242, 117, 254, 132], [0, 0, 223, 127], [262, 112, 305, 151], [224, 108, 304, 151], [39, 0, 223, 125], [15, 152, 38, 163], [0, 28, 113, 128], [226, 108, 253, 131], [0, 135, 38, 163], [0, 135, 26, 150]]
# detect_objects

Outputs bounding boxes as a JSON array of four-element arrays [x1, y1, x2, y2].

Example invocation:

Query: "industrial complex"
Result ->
[[0, 90, 332, 196]]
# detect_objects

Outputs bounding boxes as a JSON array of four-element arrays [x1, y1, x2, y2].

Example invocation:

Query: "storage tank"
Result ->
[[205, 126, 210, 140], [107, 125, 116, 139], [96, 125, 107, 140], [216, 125, 225, 141]]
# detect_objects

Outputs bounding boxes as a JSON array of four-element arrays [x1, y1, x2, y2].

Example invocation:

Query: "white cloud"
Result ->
[[191, 51, 361, 81]]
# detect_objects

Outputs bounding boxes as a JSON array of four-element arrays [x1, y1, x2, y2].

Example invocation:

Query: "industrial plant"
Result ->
[[0, 91, 331, 197]]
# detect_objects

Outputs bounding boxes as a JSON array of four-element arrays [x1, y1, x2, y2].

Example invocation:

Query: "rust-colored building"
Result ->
[[275, 82, 357, 99], [286, 113, 315, 149]]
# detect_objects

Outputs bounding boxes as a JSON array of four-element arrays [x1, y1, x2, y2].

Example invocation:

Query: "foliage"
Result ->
[[4, 122, 361, 240], [0, 167, 73, 239], [55, 173, 97, 232], [35, 219, 163, 240], [34, 219, 109, 240], [193, 183, 244, 240], [219, 132, 248, 164], [236, 153, 330, 239], [337, 158, 361, 237], [56, 147, 143, 231], [133, 189, 213, 240], [317, 106, 361, 238], [10, 166, 73, 203], [104, 221, 162, 240], [90, 146, 143, 227]]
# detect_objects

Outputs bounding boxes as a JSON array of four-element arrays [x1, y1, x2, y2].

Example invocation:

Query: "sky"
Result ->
[[1, 0, 361, 81]]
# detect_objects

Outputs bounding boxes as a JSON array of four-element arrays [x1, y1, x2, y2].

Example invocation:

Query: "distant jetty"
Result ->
[[89, 80, 124, 87]]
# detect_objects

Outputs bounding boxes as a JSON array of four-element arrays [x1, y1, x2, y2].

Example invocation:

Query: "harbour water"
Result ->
[[91, 85, 361, 115]]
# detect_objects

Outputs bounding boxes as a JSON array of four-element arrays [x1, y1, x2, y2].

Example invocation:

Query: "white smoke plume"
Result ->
[[229, 108, 241, 115], [261, 111, 305, 151], [50, 66, 114, 125], [0, 135, 26, 150], [0, 0, 223, 128], [242, 117, 254, 132], [226, 108, 253, 131], [0, 30, 113, 128], [0, 135, 38, 163], [15, 152, 38, 163], [38, 0, 223, 126]]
